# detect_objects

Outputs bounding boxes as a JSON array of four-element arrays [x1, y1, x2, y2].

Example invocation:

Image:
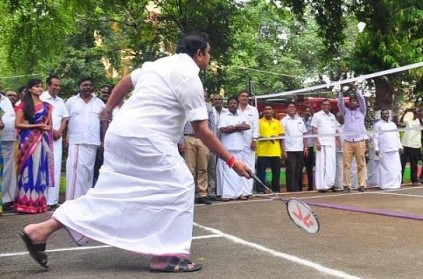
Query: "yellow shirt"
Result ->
[[257, 117, 284, 157]]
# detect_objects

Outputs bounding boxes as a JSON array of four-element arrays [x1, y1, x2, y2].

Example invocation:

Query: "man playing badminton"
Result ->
[[18, 32, 251, 273]]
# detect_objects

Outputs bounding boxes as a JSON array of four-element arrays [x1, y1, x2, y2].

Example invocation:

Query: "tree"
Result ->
[[282, 0, 423, 110]]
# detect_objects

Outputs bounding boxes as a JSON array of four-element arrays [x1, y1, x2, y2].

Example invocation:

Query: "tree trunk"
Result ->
[[374, 76, 395, 110]]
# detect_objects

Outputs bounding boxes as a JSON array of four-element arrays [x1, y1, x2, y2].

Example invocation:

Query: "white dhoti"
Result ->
[[54, 133, 195, 256], [238, 147, 254, 195], [1, 141, 17, 203], [378, 151, 402, 189], [47, 138, 63, 205], [216, 150, 244, 199], [367, 147, 380, 187], [315, 145, 336, 190], [65, 144, 97, 200]]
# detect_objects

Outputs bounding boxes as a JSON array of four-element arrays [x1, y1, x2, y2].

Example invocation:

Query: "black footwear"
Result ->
[[412, 182, 419, 186], [307, 187, 313, 191], [358, 186, 366, 192], [343, 187, 351, 193], [196, 197, 212, 205], [332, 187, 343, 192], [19, 230, 48, 269], [209, 195, 221, 201]]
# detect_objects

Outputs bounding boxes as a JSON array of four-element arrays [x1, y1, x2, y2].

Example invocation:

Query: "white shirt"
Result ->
[[237, 104, 259, 146], [65, 94, 105, 146], [281, 114, 306, 151], [212, 106, 228, 134], [311, 110, 337, 146], [41, 91, 70, 132], [0, 94, 16, 141], [402, 118, 422, 148], [218, 111, 248, 151], [373, 119, 402, 152], [108, 53, 206, 144]]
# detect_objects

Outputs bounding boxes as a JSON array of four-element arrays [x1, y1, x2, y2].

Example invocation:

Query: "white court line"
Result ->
[[0, 234, 222, 258], [366, 192, 423, 198], [194, 223, 362, 279]]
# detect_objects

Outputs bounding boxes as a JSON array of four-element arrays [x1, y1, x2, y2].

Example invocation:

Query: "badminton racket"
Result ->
[[251, 173, 320, 234]]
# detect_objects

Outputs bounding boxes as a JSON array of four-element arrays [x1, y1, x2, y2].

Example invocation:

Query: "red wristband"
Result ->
[[226, 155, 236, 168]]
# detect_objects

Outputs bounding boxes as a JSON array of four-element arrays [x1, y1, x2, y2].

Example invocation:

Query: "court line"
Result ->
[[194, 223, 362, 279], [367, 192, 423, 198], [306, 200, 423, 221], [0, 234, 222, 258]]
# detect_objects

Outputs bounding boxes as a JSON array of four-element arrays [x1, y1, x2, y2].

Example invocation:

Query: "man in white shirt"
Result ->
[[281, 103, 307, 192], [40, 75, 69, 207], [217, 96, 251, 200], [373, 109, 403, 189], [0, 92, 17, 207], [207, 93, 227, 200], [20, 32, 251, 273], [311, 99, 340, 192], [399, 108, 422, 186], [65, 78, 104, 200], [237, 91, 259, 196]]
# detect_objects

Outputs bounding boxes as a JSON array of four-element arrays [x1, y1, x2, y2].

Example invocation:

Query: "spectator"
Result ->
[[14, 79, 54, 213], [399, 108, 422, 186], [5, 90, 19, 106], [217, 96, 251, 201], [65, 78, 104, 200], [257, 105, 283, 193], [179, 91, 215, 205], [40, 75, 69, 208], [0, 91, 17, 209], [237, 91, 259, 197], [208, 93, 227, 200], [373, 109, 403, 189], [281, 103, 307, 192], [337, 83, 368, 192], [303, 106, 315, 191], [335, 112, 359, 191], [311, 99, 340, 192]]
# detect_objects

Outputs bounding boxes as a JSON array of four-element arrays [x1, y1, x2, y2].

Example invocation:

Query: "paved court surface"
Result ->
[[1, 185, 423, 279]]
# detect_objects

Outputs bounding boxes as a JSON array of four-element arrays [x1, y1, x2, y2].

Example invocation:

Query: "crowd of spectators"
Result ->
[[1, 77, 422, 213]]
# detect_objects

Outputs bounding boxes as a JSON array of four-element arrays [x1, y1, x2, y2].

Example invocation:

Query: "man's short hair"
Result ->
[[227, 96, 239, 105], [78, 77, 93, 86], [46, 75, 60, 85], [175, 32, 209, 57]]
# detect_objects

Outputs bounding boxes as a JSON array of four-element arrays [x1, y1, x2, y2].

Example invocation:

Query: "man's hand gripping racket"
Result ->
[[250, 173, 320, 234]]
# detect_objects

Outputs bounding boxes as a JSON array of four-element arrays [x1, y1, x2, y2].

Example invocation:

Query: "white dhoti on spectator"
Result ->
[[315, 146, 336, 190], [1, 141, 17, 203], [65, 144, 97, 200], [54, 132, 194, 256], [216, 150, 244, 199], [378, 151, 402, 189], [47, 138, 63, 205], [238, 147, 254, 196]]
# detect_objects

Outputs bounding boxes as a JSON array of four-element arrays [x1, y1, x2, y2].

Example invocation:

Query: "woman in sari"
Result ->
[[15, 79, 54, 214]]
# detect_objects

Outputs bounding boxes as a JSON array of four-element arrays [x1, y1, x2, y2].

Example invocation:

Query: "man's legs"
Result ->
[[196, 140, 210, 199], [269, 157, 281, 192], [66, 144, 97, 200], [409, 147, 420, 184], [342, 141, 354, 188], [354, 141, 367, 187], [304, 147, 315, 190], [285, 152, 297, 192], [1, 141, 17, 204], [47, 139, 63, 206], [294, 152, 304, 192], [256, 156, 268, 193]]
